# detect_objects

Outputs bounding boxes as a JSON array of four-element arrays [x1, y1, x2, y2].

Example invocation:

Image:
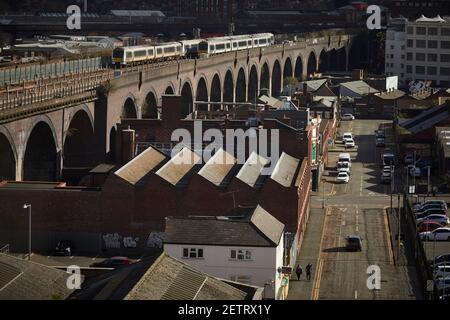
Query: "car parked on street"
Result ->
[[376, 138, 385, 147], [404, 153, 414, 164], [434, 264, 450, 278], [55, 240, 74, 256], [336, 171, 350, 183], [414, 208, 447, 217], [341, 114, 355, 121], [345, 138, 355, 148], [90, 256, 133, 269], [409, 166, 422, 177], [342, 132, 353, 144], [420, 227, 450, 241], [414, 200, 447, 211], [435, 276, 450, 291], [381, 171, 392, 184], [413, 203, 446, 213], [418, 221, 445, 233], [431, 254, 450, 266], [416, 214, 450, 226], [345, 235, 362, 251]]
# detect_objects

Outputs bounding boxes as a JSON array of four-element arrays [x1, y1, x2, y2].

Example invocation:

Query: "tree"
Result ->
[[284, 76, 299, 86]]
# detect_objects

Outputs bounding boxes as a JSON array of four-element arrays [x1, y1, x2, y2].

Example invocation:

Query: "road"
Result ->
[[311, 119, 421, 300]]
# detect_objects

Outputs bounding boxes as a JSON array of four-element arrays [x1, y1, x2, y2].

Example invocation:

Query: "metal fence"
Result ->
[[0, 57, 103, 85], [0, 244, 9, 254]]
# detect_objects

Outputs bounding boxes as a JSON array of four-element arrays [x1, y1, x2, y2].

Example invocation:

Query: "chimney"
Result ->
[[121, 126, 135, 165], [303, 82, 308, 96], [352, 69, 364, 80]]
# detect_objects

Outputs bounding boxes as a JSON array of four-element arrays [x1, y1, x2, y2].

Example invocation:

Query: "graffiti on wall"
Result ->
[[147, 232, 164, 249], [102, 233, 140, 249]]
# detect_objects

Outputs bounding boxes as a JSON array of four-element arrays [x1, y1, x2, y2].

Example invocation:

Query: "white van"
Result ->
[[338, 153, 352, 167]]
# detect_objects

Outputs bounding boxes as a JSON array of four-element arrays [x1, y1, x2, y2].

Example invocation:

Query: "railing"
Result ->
[[0, 69, 112, 111]]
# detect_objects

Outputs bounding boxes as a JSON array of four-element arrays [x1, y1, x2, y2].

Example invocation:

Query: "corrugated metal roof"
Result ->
[[115, 147, 166, 185], [236, 152, 269, 188], [156, 147, 201, 186], [270, 152, 300, 187], [161, 267, 206, 300], [198, 149, 236, 187]]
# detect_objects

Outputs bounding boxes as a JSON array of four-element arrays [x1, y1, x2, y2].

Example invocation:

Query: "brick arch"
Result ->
[[24, 114, 60, 154], [142, 87, 159, 119], [66, 104, 94, 136], [0, 125, 18, 164], [122, 93, 138, 119], [0, 125, 18, 180], [164, 82, 176, 95]]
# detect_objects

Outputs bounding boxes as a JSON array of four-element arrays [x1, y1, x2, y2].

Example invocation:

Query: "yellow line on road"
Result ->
[[311, 206, 329, 300], [383, 205, 394, 265]]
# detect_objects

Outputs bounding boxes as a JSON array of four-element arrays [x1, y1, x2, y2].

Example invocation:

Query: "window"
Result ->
[[407, 27, 414, 34], [416, 40, 426, 48], [427, 66, 437, 75], [406, 52, 413, 60], [390, 54, 394, 59], [406, 65, 412, 73], [407, 39, 414, 47], [428, 27, 438, 35], [230, 249, 252, 261], [441, 41, 450, 49], [441, 67, 450, 76], [390, 45, 394, 50], [182, 248, 204, 259], [416, 53, 425, 61], [416, 66, 425, 74], [428, 40, 438, 49], [442, 28, 450, 36], [416, 27, 426, 35], [428, 53, 437, 62], [441, 54, 450, 63]]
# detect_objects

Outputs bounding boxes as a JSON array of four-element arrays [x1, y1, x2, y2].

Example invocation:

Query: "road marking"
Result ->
[[310, 207, 329, 300], [360, 176, 363, 196], [383, 206, 394, 265], [356, 206, 359, 232]]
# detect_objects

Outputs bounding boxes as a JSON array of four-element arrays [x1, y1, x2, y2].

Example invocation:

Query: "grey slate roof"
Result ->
[[164, 205, 284, 247], [0, 254, 74, 300], [400, 103, 450, 134]]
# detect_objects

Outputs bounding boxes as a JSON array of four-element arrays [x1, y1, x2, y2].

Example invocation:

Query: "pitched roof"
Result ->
[[69, 253, 250, 300], [0, 254, 74, 300], [197, 149, 236, 187], [156, 147, 201, 186], [164, 205, 284, 247], [300, 79, 327, 92], [400, 103, 450, 134], [270, 152, 300, 187], [115, 147, 166, 185], [235, 152, 270, 188], [340, 81, 379, 96]]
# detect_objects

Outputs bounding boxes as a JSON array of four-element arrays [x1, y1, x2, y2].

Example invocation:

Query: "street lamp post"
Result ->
[[23, 204, 31, 260]]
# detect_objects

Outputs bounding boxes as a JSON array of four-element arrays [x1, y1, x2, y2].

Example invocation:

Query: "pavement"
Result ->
[[288, 119, 423, 300]]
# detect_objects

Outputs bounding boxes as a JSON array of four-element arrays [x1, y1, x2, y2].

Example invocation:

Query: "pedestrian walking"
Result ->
[[306, 263, 312, 281], [295, 264, 303, 281]]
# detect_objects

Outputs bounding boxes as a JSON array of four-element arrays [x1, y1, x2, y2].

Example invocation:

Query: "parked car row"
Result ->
[[342, 132, 356, 149], [336, 152, 352, 183], [429, 253, 450, 297], [375, 129, 385, 148], [413, 200, 450, 241]]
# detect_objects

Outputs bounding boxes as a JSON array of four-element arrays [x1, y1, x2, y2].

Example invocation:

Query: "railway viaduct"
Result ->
[[0, 31, 358, 183]]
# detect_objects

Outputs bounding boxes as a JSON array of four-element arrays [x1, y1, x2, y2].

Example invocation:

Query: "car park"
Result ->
[[90, 256, 133, 268], [345, 235, 362, 251], [345, 138, 355, 148], [420, 228, 450, 241], [416, 214, 450, 226], [418, 221, 446, 233], [341, 114, 355, 121], [336, 172, 350, 183]]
